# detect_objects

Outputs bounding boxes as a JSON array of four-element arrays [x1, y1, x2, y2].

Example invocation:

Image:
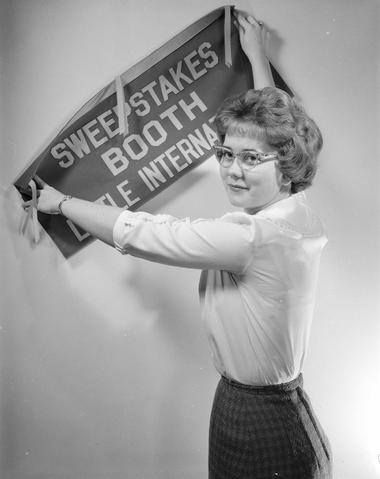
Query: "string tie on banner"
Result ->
[[224, 6, 232, 68], [21, 179, 40, 243], [115, 75, 129, 136]]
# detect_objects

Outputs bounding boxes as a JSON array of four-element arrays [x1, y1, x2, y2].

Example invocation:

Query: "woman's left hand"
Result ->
[[233, 10, 268, 61]]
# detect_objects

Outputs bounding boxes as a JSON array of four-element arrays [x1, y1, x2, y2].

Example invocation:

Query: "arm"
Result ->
[[33, 177, 256, 272], [112, 210, 256, 272], [234, 10, 275, 88]]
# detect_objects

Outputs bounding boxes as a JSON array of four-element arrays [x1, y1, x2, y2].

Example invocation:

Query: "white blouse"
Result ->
[[113, 192, 327, 386]]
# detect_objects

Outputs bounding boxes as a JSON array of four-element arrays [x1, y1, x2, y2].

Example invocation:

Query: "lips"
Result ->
[[228, 184, 247, 190]]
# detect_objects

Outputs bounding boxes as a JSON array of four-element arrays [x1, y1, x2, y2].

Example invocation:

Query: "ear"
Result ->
[[280, 177, 292, 193], [276, 167, 291, 192]]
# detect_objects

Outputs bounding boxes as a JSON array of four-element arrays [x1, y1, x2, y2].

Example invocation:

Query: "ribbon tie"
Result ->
[[224, 6, 232, 68], [115, 75, 129, 136], [21, 179, 40, 243]]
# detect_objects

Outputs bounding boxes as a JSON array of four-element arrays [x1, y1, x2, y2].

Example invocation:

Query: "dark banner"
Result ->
[[14, 6, 291, 257]]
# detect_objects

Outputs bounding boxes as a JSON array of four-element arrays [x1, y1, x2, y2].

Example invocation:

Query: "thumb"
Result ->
[[33, 175, 46, 188]]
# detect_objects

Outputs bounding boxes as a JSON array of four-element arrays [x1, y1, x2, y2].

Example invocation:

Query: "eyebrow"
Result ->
[[222, 145, 262, 153]]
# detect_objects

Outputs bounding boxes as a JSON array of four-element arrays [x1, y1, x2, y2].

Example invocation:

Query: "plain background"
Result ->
[[1, 0, 379, 478]]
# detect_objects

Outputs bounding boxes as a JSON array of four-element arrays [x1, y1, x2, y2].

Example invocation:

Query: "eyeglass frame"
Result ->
[[212, 141, 279, 171]]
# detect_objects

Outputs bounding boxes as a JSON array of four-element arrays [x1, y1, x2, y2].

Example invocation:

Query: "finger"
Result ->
[[233, 19, 241, 33], [247, 14, 263, 28], [34, 175, 46, 188], [236, 13, 250, 30], [238, 12, 264, 33], [233, 19, 243, 32], [233, 8, 250, 18], [233, 10, 246, 21]]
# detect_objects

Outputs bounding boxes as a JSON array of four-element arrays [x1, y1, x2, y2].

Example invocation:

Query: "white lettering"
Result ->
[[101, 147, 129, 176], [143, 120, 167, 146], [98, 109, 119, 138], [159, 75, 179, 101], [141, 81, 162, 106], [188, 128, 212, 155], [176, 138, 200, 164], [96, 193, 118, 206], [198, 42, 219, 68], [179, 91, 207, 120], [122, 135, 148, 161], [165, 145, 188, 172], [64, 130, 91, 159], [168, 61, 193, 91], [154, 154, 174, 178], [129, 91, 150, 116], [140, 163, 167, 189], [82, 119, 108, 148], [184, 49, 207, 80], [51, 143, 75, 168], [159, 105, 184, 130], [116, 179, 141, 207], [138, 169, 155, 192], [202, 123, 218, 144]]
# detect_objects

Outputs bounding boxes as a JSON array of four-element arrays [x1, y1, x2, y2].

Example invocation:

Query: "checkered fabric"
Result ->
[[209, 374, 332, 479]]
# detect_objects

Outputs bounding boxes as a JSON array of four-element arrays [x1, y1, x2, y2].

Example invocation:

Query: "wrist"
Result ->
[[247, 50, 268, 65]]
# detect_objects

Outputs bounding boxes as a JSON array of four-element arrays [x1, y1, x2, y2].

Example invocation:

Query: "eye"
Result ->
[[222, 149, 234, 161], [214, 145, 234, 163], [242, 152, 261, 166]]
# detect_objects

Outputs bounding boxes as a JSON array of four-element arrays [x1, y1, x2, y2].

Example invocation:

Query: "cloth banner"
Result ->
[[14, 5, 291, 257]]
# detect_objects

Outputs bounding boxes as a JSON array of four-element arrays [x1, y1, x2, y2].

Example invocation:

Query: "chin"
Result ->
[[227, 194, 241, 207], [228, 196, 252, 209]]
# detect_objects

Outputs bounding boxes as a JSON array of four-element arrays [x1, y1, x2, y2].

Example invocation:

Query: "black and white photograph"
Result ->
[[1, 1, 379, 478]]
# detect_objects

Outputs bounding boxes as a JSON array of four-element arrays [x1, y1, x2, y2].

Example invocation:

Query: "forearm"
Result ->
[[60, 197, 123, 246], [248, 52, 274, 89], [234, 11, 275, 89]]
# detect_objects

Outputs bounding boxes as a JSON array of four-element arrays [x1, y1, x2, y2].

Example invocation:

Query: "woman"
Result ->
[[31, 11, 332, 479]]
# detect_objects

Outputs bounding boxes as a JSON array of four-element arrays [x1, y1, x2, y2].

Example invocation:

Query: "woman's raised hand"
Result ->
[[32, 176, 65, 215], [233, 10, 268, 61]]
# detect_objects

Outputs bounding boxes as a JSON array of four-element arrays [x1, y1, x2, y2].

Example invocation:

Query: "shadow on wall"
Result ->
[[2, 162, 215, 476]]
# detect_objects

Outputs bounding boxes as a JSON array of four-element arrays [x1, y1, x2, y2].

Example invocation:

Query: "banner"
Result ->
[[15, 6, 291, 257]]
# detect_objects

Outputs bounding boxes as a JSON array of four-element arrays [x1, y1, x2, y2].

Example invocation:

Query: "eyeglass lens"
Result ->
[[214, 146, 261, 168]]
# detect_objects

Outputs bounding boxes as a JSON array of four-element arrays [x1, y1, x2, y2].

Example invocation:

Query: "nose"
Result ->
[[227, 157, 244, 178]]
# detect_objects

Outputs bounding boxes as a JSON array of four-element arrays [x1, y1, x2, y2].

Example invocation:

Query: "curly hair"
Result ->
[[213, 87, 323, 193]]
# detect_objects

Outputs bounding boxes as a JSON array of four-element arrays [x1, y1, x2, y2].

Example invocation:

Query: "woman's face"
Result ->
[[219, 133, 287, 214]]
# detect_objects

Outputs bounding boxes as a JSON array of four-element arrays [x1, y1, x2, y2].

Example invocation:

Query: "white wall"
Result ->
[[1, 0, 379, 478]]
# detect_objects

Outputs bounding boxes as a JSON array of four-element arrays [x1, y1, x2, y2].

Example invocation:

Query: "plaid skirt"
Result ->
[[209, 374, 332, 479]]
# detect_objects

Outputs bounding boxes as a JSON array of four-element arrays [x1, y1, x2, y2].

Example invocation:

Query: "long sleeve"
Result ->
[[112, 210, 257, 273]]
